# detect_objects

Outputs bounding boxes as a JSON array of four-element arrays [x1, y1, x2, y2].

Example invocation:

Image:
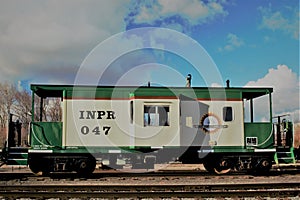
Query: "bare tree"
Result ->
[[0, 83, 17, 147], [14, 90, 32, 129], [46, 98, 62, 122], [0, 83, 17, 127]]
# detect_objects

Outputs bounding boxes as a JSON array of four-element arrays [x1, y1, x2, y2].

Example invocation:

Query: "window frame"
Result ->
[[223, 106, 234, 122], [144, 104, 170, 127]]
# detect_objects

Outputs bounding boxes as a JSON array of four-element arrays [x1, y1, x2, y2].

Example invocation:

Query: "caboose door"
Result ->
[[179, 95, 210, 147]]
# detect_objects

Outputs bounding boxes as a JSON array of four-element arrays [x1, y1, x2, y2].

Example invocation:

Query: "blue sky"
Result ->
[[124, 0, 299, 86], [0, 0, 299, 121]]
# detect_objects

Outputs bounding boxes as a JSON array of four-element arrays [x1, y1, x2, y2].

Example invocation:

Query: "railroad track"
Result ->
[[1, 182, 299, 199], [1, 166, 300, 199], [1, 165, 300, 179]]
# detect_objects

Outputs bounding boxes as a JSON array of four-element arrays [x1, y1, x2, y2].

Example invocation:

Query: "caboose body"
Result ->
[[20, 84, 291, 175]]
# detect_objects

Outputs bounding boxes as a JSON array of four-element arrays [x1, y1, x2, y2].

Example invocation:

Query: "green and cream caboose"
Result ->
[[22, 84, 295, 175]]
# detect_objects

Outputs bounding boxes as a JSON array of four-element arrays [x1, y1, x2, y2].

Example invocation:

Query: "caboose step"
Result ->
[[7, 159, 28, 165], [4, 147, 28, 166], [275, 147, 295, 165]]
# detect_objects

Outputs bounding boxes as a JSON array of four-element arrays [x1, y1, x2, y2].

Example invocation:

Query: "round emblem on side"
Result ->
[[200, 113, 221, 133]]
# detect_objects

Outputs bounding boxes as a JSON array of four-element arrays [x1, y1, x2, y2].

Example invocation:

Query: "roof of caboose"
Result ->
[[30, 84, 273, 100]]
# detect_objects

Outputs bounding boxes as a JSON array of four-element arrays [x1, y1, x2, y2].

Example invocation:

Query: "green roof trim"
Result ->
[[31, 84, 273, 100]]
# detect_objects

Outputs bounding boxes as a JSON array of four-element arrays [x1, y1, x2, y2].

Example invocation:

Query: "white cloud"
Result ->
[[245, 65, 300, 122], [218, 33, 244, 52], [128, 0, 228, 32], [158, 0, 227, 24], [258, 5, 299, 40], [0, 0, 130, 83]]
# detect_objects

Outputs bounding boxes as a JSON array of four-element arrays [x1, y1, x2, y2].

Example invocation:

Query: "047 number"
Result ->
[[81, 126, 111, 135]]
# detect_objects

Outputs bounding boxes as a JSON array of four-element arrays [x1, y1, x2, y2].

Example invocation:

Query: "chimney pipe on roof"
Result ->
[[186, 74, 192, 87], [226, 79, 230, 88]]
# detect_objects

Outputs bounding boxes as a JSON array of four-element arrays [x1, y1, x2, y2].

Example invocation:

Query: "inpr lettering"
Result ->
[[79, 110, 116, 120]]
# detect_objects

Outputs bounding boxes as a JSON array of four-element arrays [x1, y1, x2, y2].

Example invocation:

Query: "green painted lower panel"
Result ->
[[31, 122, 62, 147], [244, 122, 274, 149]]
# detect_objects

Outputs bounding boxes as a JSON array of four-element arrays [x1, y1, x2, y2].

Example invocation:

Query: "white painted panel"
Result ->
[[133, 99, 180, 147], [199, 100, 244, 147], [65, 99, 132, 147]]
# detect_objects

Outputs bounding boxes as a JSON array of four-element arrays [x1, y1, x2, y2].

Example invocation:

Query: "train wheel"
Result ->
[[29, 157, 50, 176], [213, 158, 232, 175], [251, 158, 272, 175], [76, 157, 96, 176], [214, 166, 231, 174], [29, 163, 42, 175], [28, 156, 43, 175], [203, 162, 215, 173]]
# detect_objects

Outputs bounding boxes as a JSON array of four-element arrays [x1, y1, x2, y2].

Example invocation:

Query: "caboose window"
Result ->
[[34, 95, 63, 122], [144, 105, 169, 126], [223, 106, 233, 122]]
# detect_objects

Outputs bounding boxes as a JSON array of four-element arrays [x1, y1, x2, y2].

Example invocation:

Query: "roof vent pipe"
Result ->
[[226, 79, 230, 88], [186, 74, 192, 87]]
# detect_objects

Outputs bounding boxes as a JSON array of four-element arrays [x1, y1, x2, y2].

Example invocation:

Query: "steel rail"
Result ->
[[0, 182, 299, 199]]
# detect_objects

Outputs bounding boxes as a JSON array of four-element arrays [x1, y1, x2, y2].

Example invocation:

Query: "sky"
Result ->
[[0, 0, 299, 121]]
